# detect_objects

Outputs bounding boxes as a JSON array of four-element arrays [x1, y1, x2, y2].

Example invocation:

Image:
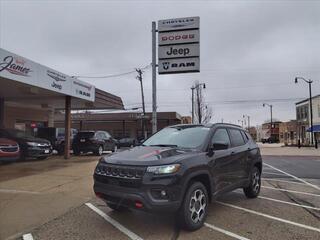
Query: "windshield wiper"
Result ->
[[149, 144, 178, 147]]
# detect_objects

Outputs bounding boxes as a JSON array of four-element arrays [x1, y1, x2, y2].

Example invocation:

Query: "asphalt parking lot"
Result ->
[[0, 150, 319, 240]]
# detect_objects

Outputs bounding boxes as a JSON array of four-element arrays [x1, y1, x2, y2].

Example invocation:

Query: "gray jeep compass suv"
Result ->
[[93, 123, 262, 230]]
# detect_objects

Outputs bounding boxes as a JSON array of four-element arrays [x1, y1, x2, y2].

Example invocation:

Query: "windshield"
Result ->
[[6, 129, 32, 138], [143, 126, 210, 148]]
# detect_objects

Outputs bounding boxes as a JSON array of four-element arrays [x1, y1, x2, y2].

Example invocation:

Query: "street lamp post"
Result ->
[[295, 77, 317, 148], [263, 103, 273, 141]]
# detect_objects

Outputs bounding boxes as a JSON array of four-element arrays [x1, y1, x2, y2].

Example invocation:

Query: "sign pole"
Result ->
[[152, 21, 157, 134]]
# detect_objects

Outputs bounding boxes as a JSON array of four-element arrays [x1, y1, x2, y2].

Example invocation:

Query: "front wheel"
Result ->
[[177, 181, 209, 231], [95, 145, 103, 156], [243, 166, 261, 198]]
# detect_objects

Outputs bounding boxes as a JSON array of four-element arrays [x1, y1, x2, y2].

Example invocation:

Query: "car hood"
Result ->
[[101, 146, 198, 166], [17, 136, 50, 144], [0, 138, 18, 146]]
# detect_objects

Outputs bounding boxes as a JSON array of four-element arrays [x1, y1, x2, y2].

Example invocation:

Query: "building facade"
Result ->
[[54, 111, 184, 140], [296, 95, 320, 145], [261, 121, 281, 142], [279, 120, 297, 145]]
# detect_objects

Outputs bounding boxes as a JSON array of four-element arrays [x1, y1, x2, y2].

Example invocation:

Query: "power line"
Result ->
[[73, 64, 151, 79]]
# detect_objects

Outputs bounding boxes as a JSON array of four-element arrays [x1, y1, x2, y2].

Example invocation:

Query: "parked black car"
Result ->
[[93, 124, 262, 231], [37, 127, 78, 155], [118, 138, 137, 148], [0, 129, 52, 160], [73, 131, 117, 156]]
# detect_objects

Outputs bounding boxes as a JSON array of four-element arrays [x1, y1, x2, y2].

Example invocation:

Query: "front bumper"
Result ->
[[93, 173, 183, 213], [26, 146, 52, 157]]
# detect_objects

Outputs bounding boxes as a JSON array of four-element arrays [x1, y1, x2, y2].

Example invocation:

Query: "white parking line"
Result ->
[[263, 163, 320, 191], [232, 190, 320, 210], [204, 223, 250, 240], [261, 178, 308, 186], [85, 203, 143, 240], [257, 196, 320, 211], [217, 201, 320, 233], [262, 186, 320, 197], [22, 233, 34, 240], [263, 172, 287, 176], [0, 189, 40, 195]]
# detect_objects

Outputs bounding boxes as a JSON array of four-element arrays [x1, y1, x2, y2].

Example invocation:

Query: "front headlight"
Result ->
[[147, 164, 181, 175], [27, 142, 38, 147]]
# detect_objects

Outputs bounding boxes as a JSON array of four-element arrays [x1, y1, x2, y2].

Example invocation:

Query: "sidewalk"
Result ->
[[258, 143, 320, 156]]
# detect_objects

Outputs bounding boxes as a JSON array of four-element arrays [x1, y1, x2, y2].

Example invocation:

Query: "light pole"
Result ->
[[295, 77, 317, 148], [238, 120, 244, 128], [263, 103, 273, 141], [243, 114, 250, 130], [191, 82, 206, 124]]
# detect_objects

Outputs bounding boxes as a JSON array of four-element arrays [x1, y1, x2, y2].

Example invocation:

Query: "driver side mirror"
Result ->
[[207, 142, 229, 157], [212, 142, 229, 150]]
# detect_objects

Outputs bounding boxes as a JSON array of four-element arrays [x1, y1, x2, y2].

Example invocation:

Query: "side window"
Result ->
[[104, 132, 111, 138], [95, 132, 102, 140], [211, 128, 231, 149], [229, 129, 245, 147], [241, 131, 249, 143]]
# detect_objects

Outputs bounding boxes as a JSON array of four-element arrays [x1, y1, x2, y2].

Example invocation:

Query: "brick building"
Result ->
[[279, 120, 297, 145]]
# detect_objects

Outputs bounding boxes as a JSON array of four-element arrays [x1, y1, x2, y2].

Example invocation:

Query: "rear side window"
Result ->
[[211, 128, 231, 147], [77, 132, 94, 138], [228, 129, 245, 147], [241, 131, 249, 143]]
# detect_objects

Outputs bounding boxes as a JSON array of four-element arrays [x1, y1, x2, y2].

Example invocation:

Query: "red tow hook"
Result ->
[[135, 201, 143, 209]]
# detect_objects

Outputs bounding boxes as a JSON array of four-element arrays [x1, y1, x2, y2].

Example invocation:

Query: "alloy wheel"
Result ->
[[189, 189, 207, 223], [252, 171, 260, 193]]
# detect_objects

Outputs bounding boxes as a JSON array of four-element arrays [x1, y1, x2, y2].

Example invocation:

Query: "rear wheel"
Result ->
[[107, 203, 128, 211], [177, 181, 208, 231], [112, 145, 117, 152], [73, 148, 80, 156], [243, 166, 261, 198]]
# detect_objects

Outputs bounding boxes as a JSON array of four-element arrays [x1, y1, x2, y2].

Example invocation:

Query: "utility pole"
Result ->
[[151, 21, 157, 134], [191, 86, 195, 124], [136, 68, 146, 139], [192, 82, 206, 124], [263, 103, 273, 140]]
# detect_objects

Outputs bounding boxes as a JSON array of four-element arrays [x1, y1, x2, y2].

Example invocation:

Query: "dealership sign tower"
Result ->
[[151, 17, 200, 133]]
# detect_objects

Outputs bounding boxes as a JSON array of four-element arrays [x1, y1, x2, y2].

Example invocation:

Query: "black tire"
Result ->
[[112, 145, 117, 152], [107, 202, 128, 211], [73, 148, 80, 156], [177, 181, 209, 231], [243, 166, 261, 198], [37, 156, 47, 160], [95, 145, 103, 156]]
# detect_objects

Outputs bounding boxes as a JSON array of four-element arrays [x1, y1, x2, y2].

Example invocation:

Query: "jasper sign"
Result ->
[[158, 17, 200, 74]]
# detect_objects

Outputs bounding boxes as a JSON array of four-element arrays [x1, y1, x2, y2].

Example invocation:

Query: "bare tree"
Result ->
[[193, 81, 212, 124]]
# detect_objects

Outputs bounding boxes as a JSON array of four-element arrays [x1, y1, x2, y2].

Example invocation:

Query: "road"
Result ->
[[0, 154, 319, 240]]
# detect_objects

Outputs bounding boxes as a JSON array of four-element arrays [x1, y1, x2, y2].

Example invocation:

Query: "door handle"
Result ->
[[230, 151, 235, 155]]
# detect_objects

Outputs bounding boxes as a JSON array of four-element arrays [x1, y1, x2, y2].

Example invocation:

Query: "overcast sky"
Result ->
[[0, 0, 319, 126]]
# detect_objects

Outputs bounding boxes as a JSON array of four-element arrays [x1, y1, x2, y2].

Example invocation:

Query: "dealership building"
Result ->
[[54, 111, 188, 140], [0, 48, 124, 158]]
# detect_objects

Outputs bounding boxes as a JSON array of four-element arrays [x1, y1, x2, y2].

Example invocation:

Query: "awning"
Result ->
[[306, 125, 320, 133]]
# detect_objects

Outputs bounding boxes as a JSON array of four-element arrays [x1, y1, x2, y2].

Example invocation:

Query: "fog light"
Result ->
[[160, 190, 167, 196]]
